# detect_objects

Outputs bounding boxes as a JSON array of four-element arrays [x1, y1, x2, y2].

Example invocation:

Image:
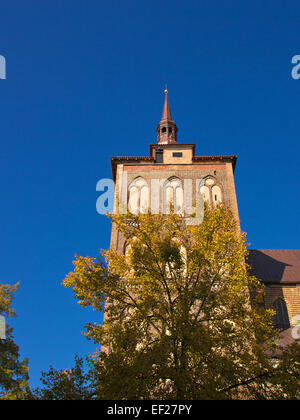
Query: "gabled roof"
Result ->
[[248, 250, 300, 284]]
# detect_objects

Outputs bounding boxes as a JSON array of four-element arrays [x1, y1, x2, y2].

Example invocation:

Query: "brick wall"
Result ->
[[264, 284, 300, 327], [111, 160, 239, 253]]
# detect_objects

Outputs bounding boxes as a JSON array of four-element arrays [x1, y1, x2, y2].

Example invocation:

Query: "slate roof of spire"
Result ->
[[161, 91, 172, 121]]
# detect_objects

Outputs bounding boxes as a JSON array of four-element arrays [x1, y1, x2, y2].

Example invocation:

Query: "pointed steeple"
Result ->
[[156, 89, 178, 144], [161, 90, 172, 121]]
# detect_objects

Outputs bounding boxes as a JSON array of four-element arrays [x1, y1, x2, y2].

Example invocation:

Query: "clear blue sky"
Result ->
[[1, 0, 299, 388]]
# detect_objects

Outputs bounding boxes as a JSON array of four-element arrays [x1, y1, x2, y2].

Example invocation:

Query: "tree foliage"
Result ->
[[63, 205, 300, 400], [0, 282, 29, 400], [31, 356, 96, 400]]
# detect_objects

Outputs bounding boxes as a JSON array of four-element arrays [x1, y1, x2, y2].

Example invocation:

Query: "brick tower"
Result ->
[[110, 90, 239, 254], [108, 89, 300, 341]]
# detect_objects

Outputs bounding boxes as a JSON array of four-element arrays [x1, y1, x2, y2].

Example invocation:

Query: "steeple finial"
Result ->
[[156, 88, 178, 144], [161, 87, 172, 121]]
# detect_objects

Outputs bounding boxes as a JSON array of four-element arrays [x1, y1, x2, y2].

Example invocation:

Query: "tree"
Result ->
[[0, 282, 29, 400], [63, 205, 300, 400], [31, 356, 96, 400]]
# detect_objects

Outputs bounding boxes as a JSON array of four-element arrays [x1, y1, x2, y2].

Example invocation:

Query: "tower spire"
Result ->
[[162, 88, 172, 120], [156, 88, 178, 144]]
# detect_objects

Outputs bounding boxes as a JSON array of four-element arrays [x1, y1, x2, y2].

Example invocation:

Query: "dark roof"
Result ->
[[192, 155, 237, 171], [110, 156, 155, 181], [111, 153, 237, 181], [248, 250, 300, 284]]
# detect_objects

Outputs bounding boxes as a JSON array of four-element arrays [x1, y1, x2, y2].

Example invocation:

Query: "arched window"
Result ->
[[212, 185, 222, 205], [273, 298, 290, 331], [198, 177, 222, 205], [163, 177, 183, 214], [128, 177, 149, 214], [200, 185, 210, 202]]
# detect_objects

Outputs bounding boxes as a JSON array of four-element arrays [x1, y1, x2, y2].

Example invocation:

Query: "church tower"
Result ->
[[107, 90, 300, 348], [110, 90, 240, 253], [108, 89, 300, 342]]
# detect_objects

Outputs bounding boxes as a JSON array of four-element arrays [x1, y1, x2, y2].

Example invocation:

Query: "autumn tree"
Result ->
[[0, 282, 29, 400], [63, 205, 300, 400], [31, 356, 96, 400]]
